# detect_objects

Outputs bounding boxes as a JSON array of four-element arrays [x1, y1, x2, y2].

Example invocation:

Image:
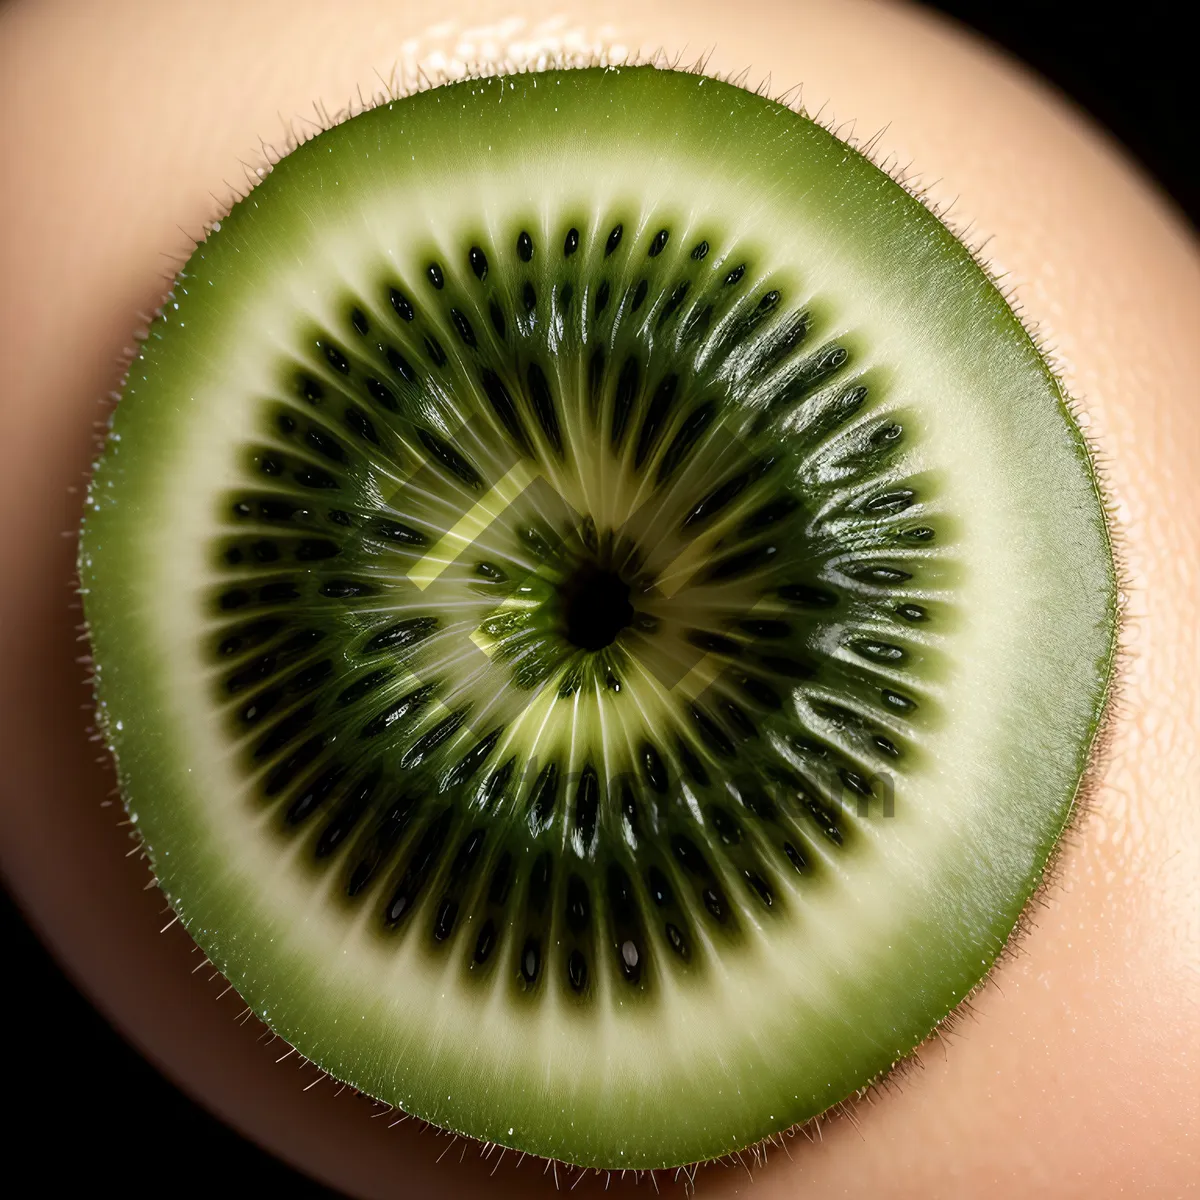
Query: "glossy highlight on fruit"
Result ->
[[79, 64, 1116, 1168]]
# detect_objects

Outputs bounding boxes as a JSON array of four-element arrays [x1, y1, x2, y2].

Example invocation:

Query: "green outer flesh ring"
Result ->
[[80, 67, 1116, 1168]]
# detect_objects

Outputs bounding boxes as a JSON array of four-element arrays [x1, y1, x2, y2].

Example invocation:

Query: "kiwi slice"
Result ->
[[79, 66, 1116, 1169]]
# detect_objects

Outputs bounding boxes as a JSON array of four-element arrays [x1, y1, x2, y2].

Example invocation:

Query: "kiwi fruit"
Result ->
[[79, 64, 1116, 1169]]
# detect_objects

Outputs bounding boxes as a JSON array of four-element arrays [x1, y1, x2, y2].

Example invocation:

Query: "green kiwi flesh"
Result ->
[[79, 66, 1116, 1169]]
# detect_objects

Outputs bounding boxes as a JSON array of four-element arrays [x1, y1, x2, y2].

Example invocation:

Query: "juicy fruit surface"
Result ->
[[80, 66, 1115, 1168]]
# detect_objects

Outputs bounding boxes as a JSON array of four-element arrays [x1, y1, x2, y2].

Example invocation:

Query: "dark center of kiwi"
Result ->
[[559, 558, 634, 651], [207, 212, 946, 1001]]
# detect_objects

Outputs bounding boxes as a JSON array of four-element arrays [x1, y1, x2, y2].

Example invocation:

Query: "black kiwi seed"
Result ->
[[634, 374, 680, 467], [521, 937, 541, 984], [721, 699, 758, 739], [783, 841, 808, 873], [691, 239, 709, 260], [606, 864, 643, 984], [852, 639, 906, 663], [360, 683, 436, 739], [528, 853, 553, 914], [217, 617, 282, 657], [517, 231, 534, 261], [320, 340, 350, 374], [481, 759, 514, 810], [298, 374, 324, 403], [489, 301, 506, 340], [345, 794, 419, 898], [740, 619, 790, 639], [263, 733, 324, 794], [852, 564, 913, 584], [527, 763, 558, 830], [417, 429, 482, 488], [315, 771, 379, 859], [487, 852, 514, 907], [337, 668, 391, 705], [433, 898, 458, 942], [320, 579, 372, 599], [567, 949, 588, 993], [449, 308, 477, 348], [882, 688, 917, 712], [384, 808, 452, 925], [779, 583, 837, 608], [648, 229, 669, 257], [285, 763, 346, 826], [743, 870, 774, 907], [684, 303, 711, 342], [401, 711, 467, 769], [620, 785, 638, 832], [671, 835, 709, 879], [709, 807, 741, 844], [574, 767, 600, 850], [426, 262, 444, 289], [865, 488, 915, 513], [686, 629, 740, 657], [676, 738, 710, 787], [386, 347, 416, 383], [683, 467, 754, 529], [389, 288, 414, 321], [657, 282, 690, 324], [225, 654, 275, 694], [374, 519, 426, 548], [365, 377, 397, 410], [566, 874, 590, 933], [563, 227, 579, 256], [526, 362, 562, 453], [707, 543, 778, 581], [605, 224, 623, 255], [664, 923, 689, 959], [445, 729, 501, 788], [259, 581, 300, 604], [363, 616, 438, 654], [468, 246, 488, 280], [656, 404, 714, 482], [740, 496, 797, 533], [610, 356, 640, 445], [305, 427, 345, 462], [647, 867, 673, 908], [294, 465, 338, 490], [738, 675, 782, 709], [641, 742, 668, 793], [472, 919, 496, 965]]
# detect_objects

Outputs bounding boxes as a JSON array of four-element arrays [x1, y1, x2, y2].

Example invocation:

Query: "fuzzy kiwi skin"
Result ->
[[76, 62, 1116, 1171]]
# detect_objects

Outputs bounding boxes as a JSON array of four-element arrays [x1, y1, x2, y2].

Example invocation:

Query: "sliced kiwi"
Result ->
[[79, 66, 1116, 1169]]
